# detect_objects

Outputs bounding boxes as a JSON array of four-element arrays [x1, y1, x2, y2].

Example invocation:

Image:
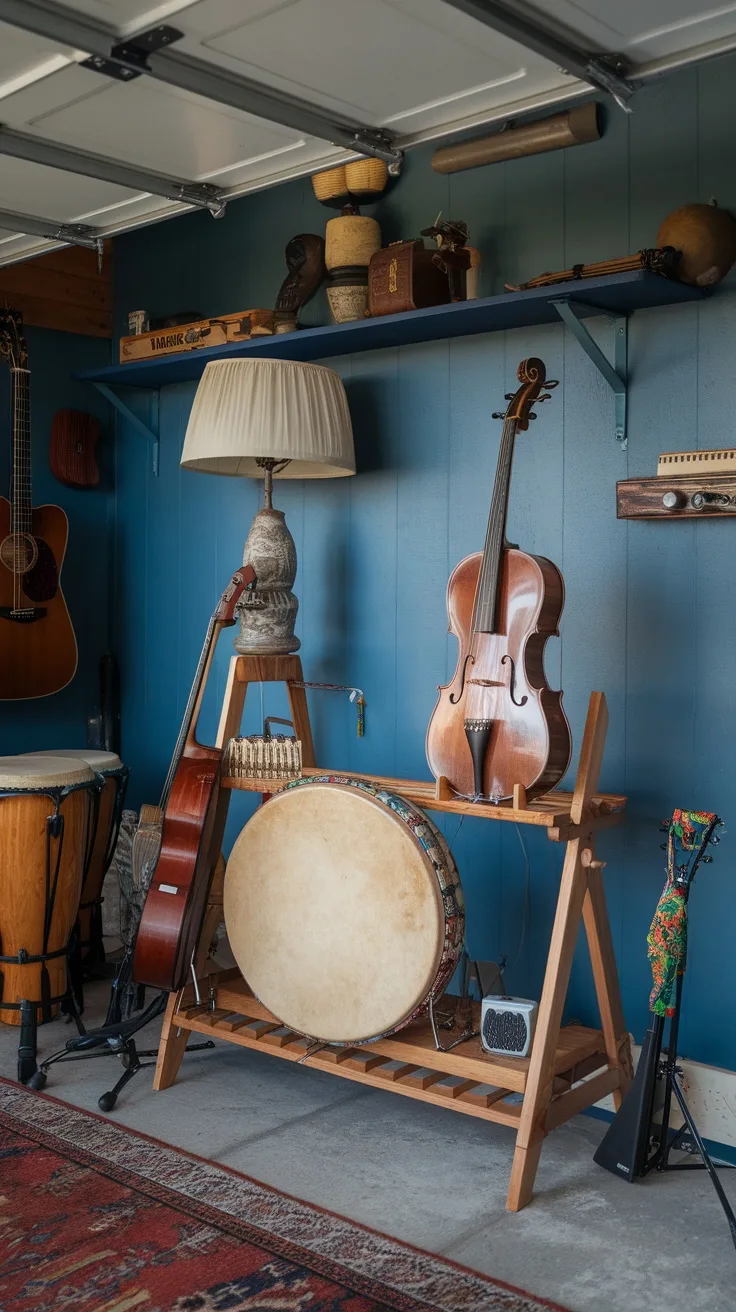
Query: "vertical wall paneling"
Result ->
[[0, 328, 112, 754], [111, 60, 736, 1073]]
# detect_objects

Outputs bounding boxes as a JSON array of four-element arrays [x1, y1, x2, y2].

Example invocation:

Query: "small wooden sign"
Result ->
[[119, 309, 274, 362]]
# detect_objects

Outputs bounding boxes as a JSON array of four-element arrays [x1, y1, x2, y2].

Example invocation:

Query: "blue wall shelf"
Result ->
[[77, 269, 708, 467]]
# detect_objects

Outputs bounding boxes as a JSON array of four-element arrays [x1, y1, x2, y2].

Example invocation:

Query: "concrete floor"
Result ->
[[1, 981, 734, 1312]]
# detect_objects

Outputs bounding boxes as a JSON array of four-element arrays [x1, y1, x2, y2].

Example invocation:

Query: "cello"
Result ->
[[426, 357, 570, 803], [133, 566, 255, 992]]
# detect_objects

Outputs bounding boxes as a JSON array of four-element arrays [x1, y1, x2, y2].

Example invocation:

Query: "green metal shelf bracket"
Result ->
[[92, 381, 161, 475], [551, 298, 628, 449]]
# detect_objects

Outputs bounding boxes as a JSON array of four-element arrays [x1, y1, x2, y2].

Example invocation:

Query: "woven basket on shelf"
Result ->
[[344, 158, 388, 196], [312, 166, 348, 203]]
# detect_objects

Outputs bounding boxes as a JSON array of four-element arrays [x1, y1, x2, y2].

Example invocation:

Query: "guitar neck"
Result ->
[[161, 615, 220, 805], [11, 367, 32, 534]]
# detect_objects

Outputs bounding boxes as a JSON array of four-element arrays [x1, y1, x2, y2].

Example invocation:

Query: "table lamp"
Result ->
[[180, 358, 355, 653]]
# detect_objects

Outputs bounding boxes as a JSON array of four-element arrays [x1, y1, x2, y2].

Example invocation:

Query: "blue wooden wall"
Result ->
[[0, 327, 112, 754], [111, 60, 736, 1072]]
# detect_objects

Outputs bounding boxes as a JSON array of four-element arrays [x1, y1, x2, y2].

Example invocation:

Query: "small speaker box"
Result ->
[[481, 997, 538, 1058]]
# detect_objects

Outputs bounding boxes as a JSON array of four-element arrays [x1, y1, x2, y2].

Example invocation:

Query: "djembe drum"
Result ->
[[0, 755, 98, 1042], [26, 749, 129, 964], [224, 775, 465, 1045]]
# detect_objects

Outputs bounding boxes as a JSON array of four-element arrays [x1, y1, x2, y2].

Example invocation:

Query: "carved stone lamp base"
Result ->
[[234, 506, 300, 654]]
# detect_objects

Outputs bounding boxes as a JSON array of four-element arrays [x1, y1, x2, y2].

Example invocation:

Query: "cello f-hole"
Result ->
[[450, 653, 474, 704], [501, 654, 528, 708]]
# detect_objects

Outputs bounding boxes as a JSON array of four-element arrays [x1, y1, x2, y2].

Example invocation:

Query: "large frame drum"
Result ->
[[0, 755, 98, 1025], [27, 749, 129, 962], [224, 775, 465, 1045]]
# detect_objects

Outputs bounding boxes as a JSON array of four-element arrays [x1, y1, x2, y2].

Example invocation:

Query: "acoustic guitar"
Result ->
[[0, 309, 77, 699], [133, 565, 256, 993]]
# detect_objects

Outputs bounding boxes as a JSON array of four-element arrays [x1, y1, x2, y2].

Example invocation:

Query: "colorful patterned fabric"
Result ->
[[0, 1080, 569, 1312], [647, 809, 717, 1016]]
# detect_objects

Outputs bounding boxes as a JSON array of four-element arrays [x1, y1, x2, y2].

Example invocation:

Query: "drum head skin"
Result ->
[[0, 754, 95, 790], [224, 776, 464, 1045], [23, 748, 123, 775]]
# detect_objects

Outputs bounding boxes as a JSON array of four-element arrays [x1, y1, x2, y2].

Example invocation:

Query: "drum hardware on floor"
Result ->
[[594, 810, 736, 1249], [0, 309, 77, 699], [133, 565, 256, 994], [426, 357, 570, 804], [0, 754, 102, 1083]]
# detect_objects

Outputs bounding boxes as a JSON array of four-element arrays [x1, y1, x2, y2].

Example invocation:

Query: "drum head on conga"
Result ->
[[224, 777, 464, 1045], [25, 748, 123, 776], [0, 755, 96, 790]]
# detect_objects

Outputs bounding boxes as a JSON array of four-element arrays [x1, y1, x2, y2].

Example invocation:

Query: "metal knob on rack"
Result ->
[[662, 490, 684, 510]]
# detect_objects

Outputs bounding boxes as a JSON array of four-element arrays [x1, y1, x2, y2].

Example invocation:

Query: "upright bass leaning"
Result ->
[[426, 357, 571, 803]]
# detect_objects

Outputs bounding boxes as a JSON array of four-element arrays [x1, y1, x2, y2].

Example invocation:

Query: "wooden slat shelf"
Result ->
[[172, 978, 617, 1132], [222, 767, 626, 840], [151, 660, 633, 1213], [78, 270, 706, 389]]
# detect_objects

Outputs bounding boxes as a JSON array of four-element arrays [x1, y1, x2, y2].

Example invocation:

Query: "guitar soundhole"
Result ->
[[0, 532, 38, 574]]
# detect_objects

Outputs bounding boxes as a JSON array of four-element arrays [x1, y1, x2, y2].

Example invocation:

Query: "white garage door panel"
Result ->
[[177, 0, 572, 134], [28, 81, 308, 179], [529, 0, 736, 59], [0, 0, 732, 264], [0, 153, 137, 220]]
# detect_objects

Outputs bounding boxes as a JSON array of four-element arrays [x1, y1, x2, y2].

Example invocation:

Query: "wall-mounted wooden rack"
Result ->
[[618, 472, 736, 518], [77, 270, 707, 468]]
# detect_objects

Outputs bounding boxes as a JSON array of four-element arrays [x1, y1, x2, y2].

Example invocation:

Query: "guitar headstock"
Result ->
[[0, 308, 28, 370], [216, 565, 256, 625], [662, 808, 722, 892], [492, 357, 559, 429]]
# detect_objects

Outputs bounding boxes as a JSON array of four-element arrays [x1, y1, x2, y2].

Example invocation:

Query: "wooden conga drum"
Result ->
[[0, 755, 97, 1024], [27, 749, 129, 962]]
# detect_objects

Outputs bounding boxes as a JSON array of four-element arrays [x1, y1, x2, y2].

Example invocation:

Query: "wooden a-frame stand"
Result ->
[[152, 654, 632, 1212]]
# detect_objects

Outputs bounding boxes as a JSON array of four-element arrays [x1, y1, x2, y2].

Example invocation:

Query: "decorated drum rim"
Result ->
[[276, 773, 466, 1045]]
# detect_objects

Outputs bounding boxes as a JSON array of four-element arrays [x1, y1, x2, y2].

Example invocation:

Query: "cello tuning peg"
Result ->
[[660, 843, 667, 850], [710, 833, 721, 845], [546, 379, 560, 388], [504, 393, 515, 400], [537, 393, 551, 403], [701, 855, 713, 863], [491, 411, 505, 419], [528, 412, 537, 420]]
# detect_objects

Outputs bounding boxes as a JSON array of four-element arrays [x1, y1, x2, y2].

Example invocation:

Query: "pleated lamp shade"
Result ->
[[180, 358, 355, 478]]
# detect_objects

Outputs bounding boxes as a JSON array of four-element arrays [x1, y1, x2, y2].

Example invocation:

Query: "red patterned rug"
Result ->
[[0, 1079, 568, 1312]]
